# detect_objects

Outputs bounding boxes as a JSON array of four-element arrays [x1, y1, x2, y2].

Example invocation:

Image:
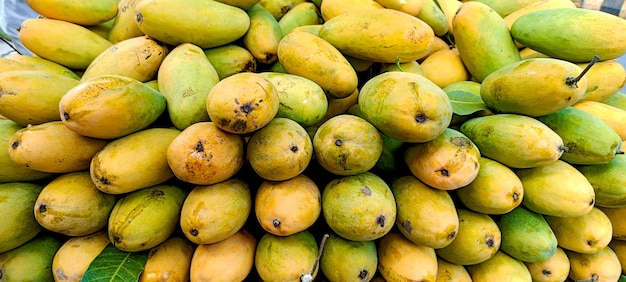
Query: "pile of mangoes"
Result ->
[[1, 0, 626, 281]]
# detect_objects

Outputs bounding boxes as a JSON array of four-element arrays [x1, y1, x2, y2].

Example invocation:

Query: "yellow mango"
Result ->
[[377, 232, 438, 281], [258, 0, 308, 20], [52, 231, 110, 282], [573, 100, 626, 140], [107, 0, 145, 43], [0, 182, 43, 253], [608, 240, 626, 275], [0, 120, 52, 183], [420, 48, 470, 88], [436, 257, 472, 282], [417, 0, 449, 36], [313, 88, 359, 127], [597, 206, 626, 240], [567, 246, 622, 282], [320, 234, 378, 282], [278, 2, 322, 36], [215, 0, 260, 10], [320, 0, 383, 21], [204, 44, 257, 80], [375, 0, 423, 16], [379, 60, 425, 76], [437, 0, 462, 34], [138, 237, 194, 282], [578, 59, 626, 102], [545, 207, 613, 254], [319, 8, 435, 63], [190, 229, 257, 281], [1, 54, 80, 79], [465, 251, 533, 281], [243, 4, 283, 65], [25, 0, 118, 26], [524, 247, 570, 282]]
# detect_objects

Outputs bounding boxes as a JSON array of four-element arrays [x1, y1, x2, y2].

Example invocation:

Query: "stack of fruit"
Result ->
[[1, 0, 626, 281]]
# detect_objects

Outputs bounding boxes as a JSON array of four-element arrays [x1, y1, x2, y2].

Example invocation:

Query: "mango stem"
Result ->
[[566, 55, 599, 88], [300, 233, 330, 282]]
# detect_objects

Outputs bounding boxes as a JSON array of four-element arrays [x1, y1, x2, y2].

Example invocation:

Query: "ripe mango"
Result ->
[[322, 172, 396, 241], [511, 8, 626, 63], [460, 114, 565, 168], [107, 0, 145, 43], [436, 257, 472, 282], [320, 234, 378, 282], [465, 250, 533, 282], [90, 127, 180, 195], [516, 160, 595, 217], [473, 0, 544, 17], [358, 71, 453, 143], [318, 8, 434, 63], [480, 58, 587, 117], [0, 120, 52, 183], [320, 0, 383, 21], [572, 100, 626, 140], [189, 229, 256, 281], [138, 237, 194, 282], [0, 235, 62, 282], [158, 43, 218, 130], [546, 207, 612, 255], [204, 44, 257, 80], [134, 0, 250, 49], [258, 0, 308, 20], [52, 231, 110, 282], [25, 0, 118, 26], [377, 232, 438, 281], [420, 47, 470, 88], [243, 4, 282, 65], [498, 206, 558, 263], [0, 182, 43, 253], [376, 0, 422, 16], [279, 2, 321, 36], [59, 75, 166, 139], [34, 171, 117, 236], [391, 175, 459, 249], [255, 231, 319, 281], [416, 0, 448, 36], [576, 154, 626, 208], [578, 59, 626, 102], [180, 179, 251, 245], [523, 247, 570, 282], [598, 206, 626, 240], [0, 54, 80, 79], [566, 246, 622, 282], [108, 185, 186, 252]]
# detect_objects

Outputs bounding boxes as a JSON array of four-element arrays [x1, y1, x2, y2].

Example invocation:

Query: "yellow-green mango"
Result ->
[[138, 236, 194, 282], [0, 54, 79, 79], [52, 231, 110, 282], [34, 171, 117, 236], [609, 240, 626, 275], [456, 157, 524, 215], [81, 35, 168, 82], [278, 2, 321, 36], [375, 0, 422, 16], [576, 154, 626, 208], [8, 121, 109, 173], [322, 172, 397, 241], [243, 4, 282, 65], [277, 31, 358, 99], [536, 106, 622, 165], [59, 74, 166, 139], [465, 250, 533, 282], [0, 182, 43, 253], [108, 184, 187, 252], [320, 234, 378, 282], [358, 71, 453, 143], [158, 43, 219, 130], [255, 231, 318, 281], [460, 114, 565, 168], [214, 0, 260, 10], [598, 206, 626, 240], [435, 208, 501, 265], [377, 232, 438, 281], [258, 0, 307, 20], [498, 206, 558, 263], [318, 8, 435, 63], [572, 100, 626, 141], [0, 70, 80, 126], [85, 18, 116, 40], [107, 0, 145, 43], [320, 0, 383, 21], [511, 8, 626, 63], [25, 0, 118, 26], [480, 58, 587, 117], [0, 120, 52, 183], [524, 247, 570, 282], [452, 1, 521, 82], [379, 60, 425, 76], [416, 0, 449, 36], [566, 246, 622, 282], [601, 92, 626, 111], [473, 0, 544, 17], [204, 44, 256, 80], [189, 229, 256, 281], [545, 207, 612, 254], [0, 235, 62, 282], [17, 18, 113, 70], [516, 160, 595, 217], [90, 127, 181, 195], [391, 175, 459, 249], [577, 60, 626, 102], [259, 72, 328, 127], [436, 257, 472, 282], [134, 0, 250, 49]]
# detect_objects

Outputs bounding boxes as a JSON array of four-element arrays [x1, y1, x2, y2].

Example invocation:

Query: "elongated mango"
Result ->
[[1, 54, 80, 79], [204, 44, 256, 80], [278, 2, 321, 36], [243, 4, 283, 65], [0, 120, 52, 183], [0, 182, 43, 253], [577, 154, 626, 208], [189, 229, 256, 281], [138, 237, 194, 282], [578, 59, 626, 102], [25, 0, 118, 26], [320, 0, 383, 21], [52, 231, 110, 282], [107, 0, 145, 43]]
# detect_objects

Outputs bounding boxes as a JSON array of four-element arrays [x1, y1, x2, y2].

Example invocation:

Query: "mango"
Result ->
[[108, 184, 186, 252], [180, 179, 251, 245], [416, 0, 449, 36], [578, 59, 626, 102], [8, 121, 108, 173], [473, 0, 544, 17], [90, 127, 180, 195], [318, 8, 434, 63], [545, 207, 612, 255], [166, 122, 245, 185], [322, 172, 396, 241], [516, 160, 595, 217], [313, 114, 383, 176], [498, 206, 558, 263], [456, 157, 524, 215], [0, 120, 52, 183], [572, 100, 626, 140], [189, 229, 257, 281], [452, 1, 521, 82], [0, 182, 43, 253], [597, 206, 626, 240], [320, 234, 378, 282], [214, 0, 260, 10], [0, 70, 80, 126], [52, 231, 110, 282], [278, 2, 321, 36], [18, 18, 113, 70], [358, 71, 453, 143], [379, 60, 425, 76], [243, 4, 283, 65], [134, 0, 250, 48], [436, 257, 472, 282], [601, 92, 626, 111], [0, 54, 80, 79], [511, 8, 626, 63], [204, 44, 257, 80], [536, 106, 622, 165], [609, 240, 626, 276], [480, 58, 587, 117], [314, 88, 359, 127], [138, 237, 194, 282], [460, 114, 565, 168], [277, 31, 358, 99], [0, 235, 62, 282], [320, 0, 383, 21], [59, 74, 167, 139], [503, 0, 577, 35], [377, 232, 438, 281], [248, 118, 313, 181], [465, 250, 533, 282], [567, 246, 622, 282], [158, 43, 218, 130], [391, 175, 459, 249], [420, 47, 470, 88], [25, 0, 118, 26], [436, 208, 501, 265], [258, 0, 308, 20], [255, 231, 319, 281], [523, 247, 571, 282], [576, 154, 626, 208], [34, 171, 116, 236], [255, 174, 321, 236], [107, 0, 145, 43]]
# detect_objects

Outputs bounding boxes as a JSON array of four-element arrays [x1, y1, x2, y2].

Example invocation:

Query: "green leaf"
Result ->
[[80, 243, 149, 282], [446, 90, 489, 116], [619, 275, 626, 282]]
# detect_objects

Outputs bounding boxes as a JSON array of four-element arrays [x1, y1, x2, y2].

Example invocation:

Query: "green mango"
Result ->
[[511, 8, 626, 63], [0, 182, 43, 253], [0, 120, 52, 183], [278, 2, 321, 36], [576, 154, 626, 208], [498, 206, 557, 263], [0, 235, 63, 282], [255, 231, 318, 281], [460, 114, 565, 168], [319, 234, 378, 282], [601, 92, 626, 111], [472, 0, 544, 17], [536, 106, 622, 165], [204, 44, 256, 80]]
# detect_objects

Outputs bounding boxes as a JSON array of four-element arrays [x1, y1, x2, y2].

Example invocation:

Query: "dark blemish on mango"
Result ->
[[377, 215, 386, 227], [11, 140, 18, 149], [451, 136, 471, 147], [290, 145, 298, 153], [486, 236, 495, 247], [150, 189, 165, 197], [402, 220, 413, 233], [195, 141, 204, 152], [437, 168, 450, 177], [234, 98, 240, 105], [415, 113, 428, 123], [63, 112, 70, 121], [240, 103, 253, 114], [361, 187, 372, 196], [448, 231, 456, 239], [38, 204, 47, 213], [335, 138, 343, 146], [273, 219, 281, 228], [190, 229, 199, 236]]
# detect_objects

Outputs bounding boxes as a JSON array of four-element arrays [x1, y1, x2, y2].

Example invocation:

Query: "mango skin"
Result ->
[[255, 231, 318, 281], [189, 229, 256, 282], [465, 251, 533, 281], [576, 154, 626, 208], [511, 8, 626, 63], [545, 207, 612, 255], [377, 232, 438, 282], [134, 0, 250, 49], [25, 0, 118, 26], [0, 120, 52, 183], [523, 247, 570, 282], [0, 182, 43, 253], [498, 206, 558, 263], [319, 234, 378, 282], [0, 235, 62, 282], [138, 236, 194, 282], [52, 231, 110, 282], [566, 246, 622, 282], [0, 54, 80, 79], [318, 8, 435, 63]]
